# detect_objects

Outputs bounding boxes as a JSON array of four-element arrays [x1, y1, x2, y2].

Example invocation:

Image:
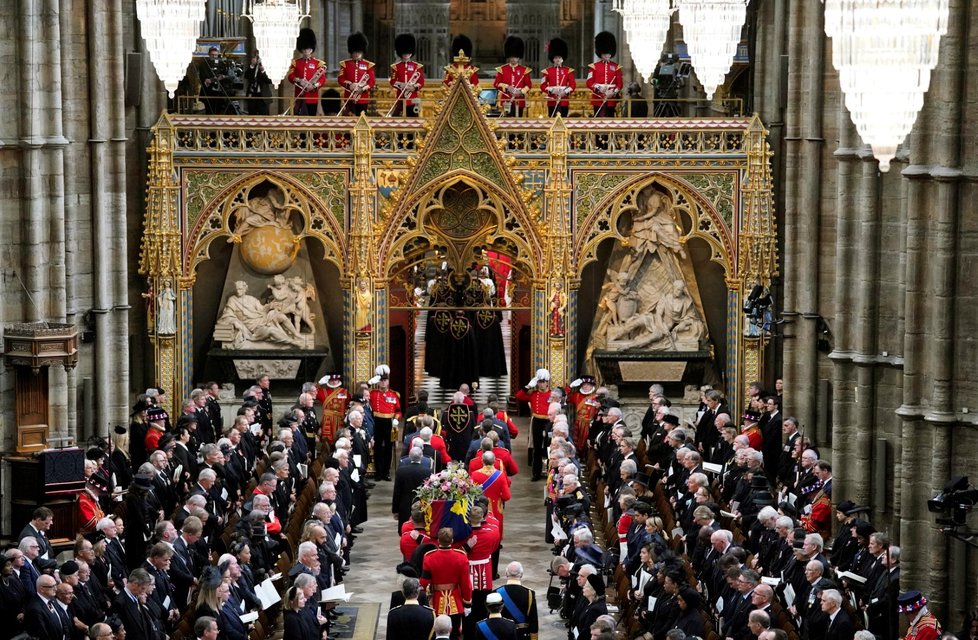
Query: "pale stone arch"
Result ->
[[184, 171, 347, 279], [574, 172, 736, 280]]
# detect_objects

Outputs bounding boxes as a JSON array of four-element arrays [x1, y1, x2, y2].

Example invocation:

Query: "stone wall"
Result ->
[[768, 0, 978, 625]]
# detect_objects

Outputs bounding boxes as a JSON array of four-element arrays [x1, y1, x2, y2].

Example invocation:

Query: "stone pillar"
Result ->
[[827, 102, 859, 502], [780, 0, 823, 437]]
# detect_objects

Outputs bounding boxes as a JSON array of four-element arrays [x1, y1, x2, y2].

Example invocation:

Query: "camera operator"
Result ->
[[652, 53, 683, 117], [244, 50, 272, 115]]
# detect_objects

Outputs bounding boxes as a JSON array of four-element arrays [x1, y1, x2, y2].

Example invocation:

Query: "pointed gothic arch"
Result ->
[[574, 172, 737, 280], [184, 171, 348, 279]]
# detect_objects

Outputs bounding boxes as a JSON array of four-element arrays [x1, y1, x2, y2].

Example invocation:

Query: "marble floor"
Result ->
[[341, 418, 572, 639]]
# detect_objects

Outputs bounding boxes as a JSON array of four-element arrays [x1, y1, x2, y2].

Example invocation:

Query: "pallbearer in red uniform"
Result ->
[[540, 38, 575, 118], [338, 32, 375, 116], [463, 506, 500, 591], [368, 364, 401, 481], [444, 35, 479, 87], [587, 31, 623, 117], [515, 368, 554, 481], [470, 452, 511, 538], [389, 33, 425, 117], [566, 375, 601, 452], [421, 528, 473, 639], [315, 372, 349, 444], [494, 37, 531, 117], [287, 28, 326, 116]]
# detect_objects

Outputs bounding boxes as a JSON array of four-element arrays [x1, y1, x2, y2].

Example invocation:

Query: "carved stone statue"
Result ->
[[230, 188, 294, 238], [156, 279, 177, 336], [214, 280, 313, 350], [229, 186, 303, 276], [549, 281, 566, 337], [354, 277, 372, 333], [585, 184, 712, 375], [599, 270, 639, 326], [607, 279, 705, 350]]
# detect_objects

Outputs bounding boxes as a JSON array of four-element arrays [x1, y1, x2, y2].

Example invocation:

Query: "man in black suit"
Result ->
[[25, 574, 67, 640], [387, 577, 435, 640], [112, 569, 162, 640], [724, 569, 759, 640], [695, 390, 728, 462], [19, 507, 55, 561], [475, 592, 519, 640], [392, 447, 433, 531], [866, 545, 900, 639], [821, 588, 856, 640]]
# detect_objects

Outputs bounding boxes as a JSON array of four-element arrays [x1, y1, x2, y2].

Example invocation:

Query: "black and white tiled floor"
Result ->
[[412, 310, 513, 407]]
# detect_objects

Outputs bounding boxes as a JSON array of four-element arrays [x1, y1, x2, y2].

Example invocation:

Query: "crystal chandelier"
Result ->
[[676, 0, 748, 99], [243, 0, 311, 89], [613, 0, 674, 83], [136, 0, 207, 98], [823, 0, 949, 172]]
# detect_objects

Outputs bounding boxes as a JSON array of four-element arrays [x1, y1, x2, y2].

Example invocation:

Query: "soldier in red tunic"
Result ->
[[493, 37, 531, 117], [444, 35, 479, 87], [540, 38, 575, 118], [566, 375, 601, 452], [338, 32, 375, 116], [421, 528, 473, 639], [315, 372, 349, 444], [390, 33, 425, 117], [516, 368, 554, 481], [463, 506, 499, 591], [368, 364, 401, 481], [470, 452, 511, 538], [897, 590, 942, 640], [287, 28, 326, 116], [586, 31, 623, 117]]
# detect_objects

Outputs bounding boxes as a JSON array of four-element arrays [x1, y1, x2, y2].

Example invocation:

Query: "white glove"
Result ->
[[463, 607, 472, 617], [570, 378, 582, 388], [392, 419, 399, 428], [526, 377, 538, 389], [367, 375, 381, 385]]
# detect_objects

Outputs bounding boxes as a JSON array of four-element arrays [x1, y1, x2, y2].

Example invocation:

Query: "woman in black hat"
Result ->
[[673, 586, 706, 637]]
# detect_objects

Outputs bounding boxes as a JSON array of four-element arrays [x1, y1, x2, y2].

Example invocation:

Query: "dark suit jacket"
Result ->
[[284, 608, 321, 640], [24, 595, 67, 640], [387, 603, 436, 640], [392, 462, 431, 523], [825, 607, 856, 640], [112, 591, 156, 640], [18, 524, 55, 561]]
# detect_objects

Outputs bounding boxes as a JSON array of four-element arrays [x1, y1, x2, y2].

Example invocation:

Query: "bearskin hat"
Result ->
[[395, 33, 416, 57], [296, 28, 317, 52], [348, 32, 368, 54], [504, 36, 524, 60], [547, 37, 568, 62], [595, 31, 617, 57], [451, 34, 473, 58]]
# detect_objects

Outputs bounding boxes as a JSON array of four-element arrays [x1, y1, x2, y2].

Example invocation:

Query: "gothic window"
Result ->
[[418, 36, 431, 67], [526, 36, 540, 75]]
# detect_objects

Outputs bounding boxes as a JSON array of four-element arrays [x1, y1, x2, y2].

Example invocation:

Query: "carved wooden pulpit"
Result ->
[[3, 322, 79, 452]]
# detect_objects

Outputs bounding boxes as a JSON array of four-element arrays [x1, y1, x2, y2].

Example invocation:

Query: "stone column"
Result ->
[[780, 0, 824, 436], [849, 150, 881, 506], [827, 103, 859, 501]]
